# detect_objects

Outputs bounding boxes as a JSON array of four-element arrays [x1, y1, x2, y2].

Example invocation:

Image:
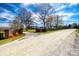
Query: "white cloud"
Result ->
[[63, 12, 79, 21], [9, 4, 18, 9], [8, 4, 18, 12], [55, 11, 77, 21], [21, 3, 35, 7], [55, 5, 67, 11], [54, 3, 78, 12], [64, 19, 79, 25], [0, 7, 11, 13], [21, 3, 38, 8], [0, 7, 15, 21], [32, 13, 40, 22], [53, 3, 79, 22], [22, 3, 31, 6], [69, 3, 78, 7], [63, 16, 71, 20], [0, 12, 15, 21], [32, 13, 38, 18], [56, 11, 75, 16], [0, 0, 79, 3]]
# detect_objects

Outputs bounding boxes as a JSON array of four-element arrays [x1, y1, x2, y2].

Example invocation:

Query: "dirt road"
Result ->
[[0, 29, 76, 56]]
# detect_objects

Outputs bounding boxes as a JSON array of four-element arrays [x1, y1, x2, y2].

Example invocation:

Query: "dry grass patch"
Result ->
[[0, 34, 24, 45]]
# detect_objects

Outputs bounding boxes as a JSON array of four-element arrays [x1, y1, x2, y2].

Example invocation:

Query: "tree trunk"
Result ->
[[43, 21, 46, 32]]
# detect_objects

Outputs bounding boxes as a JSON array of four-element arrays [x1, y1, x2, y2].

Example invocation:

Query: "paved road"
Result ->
[[0, 29, 76, 56]]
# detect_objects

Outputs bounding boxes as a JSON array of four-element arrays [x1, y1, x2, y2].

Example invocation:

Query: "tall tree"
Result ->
[[17, 8, 32, 29], [11, 16, 23, 35], [11, 16, 22, 29], [46, 15, 54, 29], [37, 4, 54, 31]]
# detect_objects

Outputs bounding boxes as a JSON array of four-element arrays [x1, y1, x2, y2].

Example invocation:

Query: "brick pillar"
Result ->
[[5, 30, 9, 39]]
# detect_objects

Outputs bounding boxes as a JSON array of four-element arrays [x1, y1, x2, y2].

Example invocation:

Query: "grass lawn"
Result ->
[[76, 29, 79, 33], [23, 28, 65, 34], [0, 34, 24, 45], [38, 29, 65, 34], [23, 29, 36, 33]]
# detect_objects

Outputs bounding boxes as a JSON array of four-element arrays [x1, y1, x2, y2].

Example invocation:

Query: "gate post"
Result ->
[[5, 30, 9, 39]]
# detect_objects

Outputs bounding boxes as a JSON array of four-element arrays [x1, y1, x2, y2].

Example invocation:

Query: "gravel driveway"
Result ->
[[0, 29, 76, 56]]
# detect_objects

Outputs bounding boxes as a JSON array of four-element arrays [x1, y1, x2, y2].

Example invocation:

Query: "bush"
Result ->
[[76, 29, 79, 33]]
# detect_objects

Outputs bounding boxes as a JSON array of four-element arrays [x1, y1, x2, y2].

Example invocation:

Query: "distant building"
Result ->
[[0, 23, 13, 39], [0, 16, 23, 39]]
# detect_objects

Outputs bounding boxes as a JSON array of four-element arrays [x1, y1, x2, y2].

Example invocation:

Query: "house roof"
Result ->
[[0, 22, 11, 30]]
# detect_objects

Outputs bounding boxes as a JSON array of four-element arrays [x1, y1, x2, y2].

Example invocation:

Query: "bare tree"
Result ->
[[46, 15, 55, 29], [11, 16, 23, 35], [11, 16, 22, 29], [37, 4, 54, 31], [46, 14, 64, 30], [17, 8, 32, 29]]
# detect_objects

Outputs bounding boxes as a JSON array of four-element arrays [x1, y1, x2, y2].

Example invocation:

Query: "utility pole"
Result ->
[[55, 14, 67, 29], [56, 15, 59, 29]]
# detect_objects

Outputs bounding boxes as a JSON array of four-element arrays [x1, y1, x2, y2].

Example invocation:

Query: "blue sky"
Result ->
[[0, 3, 79, 25]]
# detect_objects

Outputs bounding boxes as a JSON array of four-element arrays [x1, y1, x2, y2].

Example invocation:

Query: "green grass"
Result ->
[[23, 28, 67, 38], [23, 29, 36, 32], [37, 29, 64, 34], [0, 34, 24, 45], [23, 28, 65, 34], [76, 29, 79, 33]]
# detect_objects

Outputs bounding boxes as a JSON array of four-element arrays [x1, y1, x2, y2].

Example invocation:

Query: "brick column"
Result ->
[[5, 30, 9, 39]]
